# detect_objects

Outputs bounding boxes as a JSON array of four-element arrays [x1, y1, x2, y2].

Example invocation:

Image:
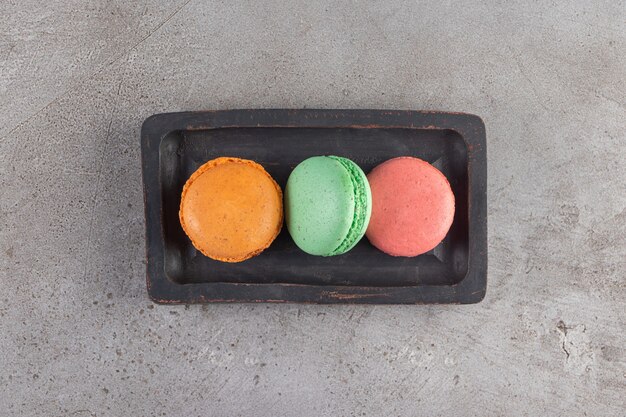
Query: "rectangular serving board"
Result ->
[[141, 109, 487, 304]]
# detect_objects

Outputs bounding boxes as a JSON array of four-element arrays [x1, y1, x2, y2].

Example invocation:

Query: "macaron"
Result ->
[[179, 157, 283, 262], [285, 156, 372, 256], [366, 157, 455, 257]]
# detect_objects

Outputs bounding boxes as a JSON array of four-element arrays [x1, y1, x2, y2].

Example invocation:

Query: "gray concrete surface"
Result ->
[[1, 0, 625, 415]]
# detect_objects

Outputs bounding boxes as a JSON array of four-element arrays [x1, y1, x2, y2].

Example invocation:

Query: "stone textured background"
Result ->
[[1, 1, 624, 416]]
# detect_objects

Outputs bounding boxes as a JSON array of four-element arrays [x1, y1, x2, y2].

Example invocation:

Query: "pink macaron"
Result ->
[[366, 157, 455, 257]]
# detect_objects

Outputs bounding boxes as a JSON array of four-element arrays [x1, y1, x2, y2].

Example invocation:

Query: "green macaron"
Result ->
[[285, 156, 372, 256]]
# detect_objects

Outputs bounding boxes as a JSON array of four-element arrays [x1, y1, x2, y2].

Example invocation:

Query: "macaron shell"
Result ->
[[285, 156, 355, 256], [328, 156, 372, 255], [179, 157, 283, 262], [366, 157, 455, 257]]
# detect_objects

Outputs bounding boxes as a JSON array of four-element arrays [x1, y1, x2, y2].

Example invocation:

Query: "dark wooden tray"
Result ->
[[141, 109, 487, 304]]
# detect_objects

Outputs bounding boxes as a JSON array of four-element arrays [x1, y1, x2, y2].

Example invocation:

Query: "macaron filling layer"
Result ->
[[328, 156, 372, 255]]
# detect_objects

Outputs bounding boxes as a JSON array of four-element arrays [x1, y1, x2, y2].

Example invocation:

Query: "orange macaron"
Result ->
[[179, 157, 283, 262]]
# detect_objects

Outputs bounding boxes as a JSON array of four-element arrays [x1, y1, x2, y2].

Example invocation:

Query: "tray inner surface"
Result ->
[[159, 127, 468, 287]]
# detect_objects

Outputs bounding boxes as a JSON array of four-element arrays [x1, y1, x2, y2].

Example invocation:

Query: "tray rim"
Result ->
[[141, 109, 487, 304]]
